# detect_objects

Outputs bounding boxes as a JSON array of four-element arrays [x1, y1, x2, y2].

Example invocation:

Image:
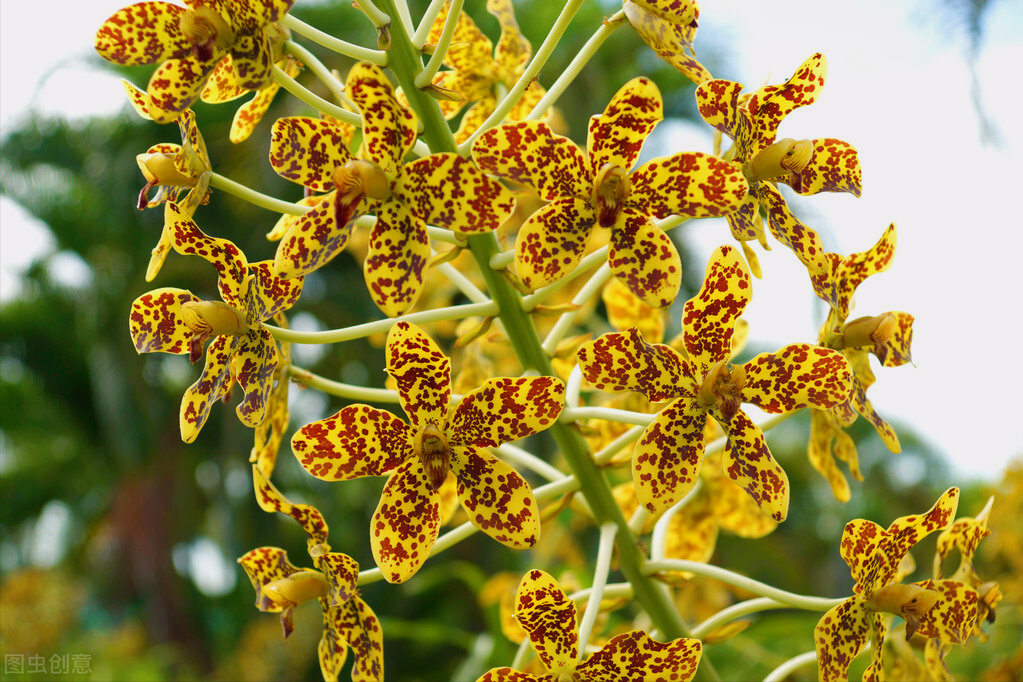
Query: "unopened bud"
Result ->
[[747, 138, 814, 182]]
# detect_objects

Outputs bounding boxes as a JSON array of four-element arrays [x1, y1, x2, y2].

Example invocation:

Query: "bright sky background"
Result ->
[[1, 0, 1021, 486]]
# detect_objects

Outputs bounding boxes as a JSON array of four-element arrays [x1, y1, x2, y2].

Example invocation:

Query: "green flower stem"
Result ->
[[209, 172, 309, 215], [427, 227, 466, 246], [282, 15, 387, 64], [691, 597, 790, 639], [392, 0, 415, 37], [495, 444, 569, 483], [455, 0, 586, 156], [415, 0, 463, 88], [650, 479, 703, 559], [412, 0, 449, 47], [561, 406, 654, 426], [566, 364, 583, 407], [432, 259, 489, 304], [643, 559, 846, 612], [593, 424, 643, 465], [541, 262, 612, 356], [357, 474, 582, 587], [521, 245, 609, 311], [288, 366, 399, 403], [272, 64, 361, 125], [265, 301, 498, 344], [763, 650, 819, 682], [576, 521, 618, 660], [627, 505, 650, 536], [284, 40, 347, 102], [570, 582, 633, 604], [357, 0, 391, 29], [526, 10, 627, 122], [489, 249, 515, 270], [376, 7, 717, 680]]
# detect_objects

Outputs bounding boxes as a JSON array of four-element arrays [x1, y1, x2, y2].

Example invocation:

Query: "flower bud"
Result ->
[[747, 138, 814, 182]]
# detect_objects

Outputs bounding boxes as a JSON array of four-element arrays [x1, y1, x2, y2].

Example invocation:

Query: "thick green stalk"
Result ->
[[374, 2, 717, 679]]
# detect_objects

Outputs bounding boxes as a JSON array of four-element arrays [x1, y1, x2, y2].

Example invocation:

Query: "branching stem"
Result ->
[[282, 15, 387, 64], [577, 522, 618, 659]]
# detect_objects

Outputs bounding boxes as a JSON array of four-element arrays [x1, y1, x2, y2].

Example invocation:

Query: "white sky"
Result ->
[[1, 0, 1021, 482]]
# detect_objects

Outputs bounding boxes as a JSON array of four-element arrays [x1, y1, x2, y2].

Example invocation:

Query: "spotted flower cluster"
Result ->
[[96, 0, 1001, 679]]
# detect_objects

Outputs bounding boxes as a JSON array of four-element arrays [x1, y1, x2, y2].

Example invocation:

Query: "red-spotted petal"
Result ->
[[449, 377, 564, 448], [452, 446, 539, 549], [576, 630, 703, 682], [370, 458, 441, 584], [577, 328, 691, 402], [233, 327, 278, 427], [624, 1, 711, 85], [629, 152, 748, 220], [681, 245, 752, 370], [756, 182, 827, 277], [476, 669, 544, 682], [488, 0, 531, 73], [229, 76, 284, 143], [513, 569, 578, 674], [315, 552, 359, 609], [745, 53, 827, 151], [587, 77, 662, 173], [717, 409, 789, 523], [245, 261, 304, 325], [273, 191, 363, 280], [386, 322, 451, 430], [609, 208, 682, 309], [428, 1, 493, 73], [364, 201, 431, 317], [237, 546, 303, 613], [324, 595, 385, 682], [201, 55, 248, 103], [399, 153, 517, 232], [167, 203, 249, 307], [270, 117, 355, 192], [812, 224, 897, 316], [95, 2, 193, 66], [695, 78, 744, 140], [814, 597, 871, 682], [841, 488, 960, 592], [632, 398, 708, 514], [913, 579, 979, 645], [472, 121, 592, 202], [228, 31, 273, 90], [180, 334, 242, 442], [147, 57, 220, 122], [883, 312, 914, 368], [347, 62, 418, 175], [514, 197, 595, 291], [291, 404, 412, 481], [740, 344, 852, 413], [252, 464, 329, 545], [724, 191, 763, 243], [130, 287, 199, 354], [786, 138, 862, 197]]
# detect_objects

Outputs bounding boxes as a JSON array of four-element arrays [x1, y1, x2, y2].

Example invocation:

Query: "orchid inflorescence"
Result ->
[[99, 0, 998, 679]]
